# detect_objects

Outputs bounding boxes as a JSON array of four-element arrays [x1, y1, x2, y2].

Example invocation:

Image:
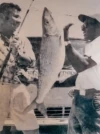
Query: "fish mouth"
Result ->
[[43, 7, 49, 16], [42, 7, 59, 36], [42, 7, 52, 34], [43, 7, 51, 18], [43, 7, 52, 14], [44, 7, 49, 12]]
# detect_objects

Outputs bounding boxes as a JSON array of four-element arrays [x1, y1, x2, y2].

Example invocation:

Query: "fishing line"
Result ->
[[31, 6, 77, 17]]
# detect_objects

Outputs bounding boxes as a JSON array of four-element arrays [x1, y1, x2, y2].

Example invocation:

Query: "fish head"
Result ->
[[42, 7, 59, 36]]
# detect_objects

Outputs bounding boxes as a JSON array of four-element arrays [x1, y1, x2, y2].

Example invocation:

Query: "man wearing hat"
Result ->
[[57, 14, 100, 133]]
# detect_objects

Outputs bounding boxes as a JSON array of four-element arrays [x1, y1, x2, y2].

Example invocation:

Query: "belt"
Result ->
[[0, 77, 20, 85], [73, 88, 100, 99]]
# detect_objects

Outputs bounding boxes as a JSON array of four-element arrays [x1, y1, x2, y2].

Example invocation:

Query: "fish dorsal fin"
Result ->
[[59, 36, 62, 46]]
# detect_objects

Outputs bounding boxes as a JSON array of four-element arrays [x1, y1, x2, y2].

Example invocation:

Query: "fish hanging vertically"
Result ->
[[36, 7, 65, 103]]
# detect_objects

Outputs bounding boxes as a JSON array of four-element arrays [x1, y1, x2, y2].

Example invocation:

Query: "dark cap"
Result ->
[[78, 13, 100, 23]]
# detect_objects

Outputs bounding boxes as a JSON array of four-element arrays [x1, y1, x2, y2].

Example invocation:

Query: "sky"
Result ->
[[1, 0, 100, 38]]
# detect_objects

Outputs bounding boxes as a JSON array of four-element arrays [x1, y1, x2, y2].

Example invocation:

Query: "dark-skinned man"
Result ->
[[55, 14, 100, 134]]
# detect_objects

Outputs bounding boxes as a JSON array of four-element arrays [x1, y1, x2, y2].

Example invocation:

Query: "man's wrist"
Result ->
[[36, 100, 41, 104], [65, 40, 71, 46], [36, 98, 43, 104]]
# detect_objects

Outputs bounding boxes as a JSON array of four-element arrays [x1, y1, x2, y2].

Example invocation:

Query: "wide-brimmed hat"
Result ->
[[78, 13, 100, 23]]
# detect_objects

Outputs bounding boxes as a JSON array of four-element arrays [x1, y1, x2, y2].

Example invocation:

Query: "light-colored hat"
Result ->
[[78, 13, 100, 23]]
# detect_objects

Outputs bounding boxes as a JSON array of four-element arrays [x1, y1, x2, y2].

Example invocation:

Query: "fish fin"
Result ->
[[58, 72, 60, 77], [59, 36, 62, 46]]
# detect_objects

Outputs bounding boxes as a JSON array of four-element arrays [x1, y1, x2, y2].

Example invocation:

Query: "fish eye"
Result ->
[[45, 20, 49, 24]]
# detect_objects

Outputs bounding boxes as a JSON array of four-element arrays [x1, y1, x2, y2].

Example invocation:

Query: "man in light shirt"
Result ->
[[57, 14, 100, 133], [0, 2, 40, 134]]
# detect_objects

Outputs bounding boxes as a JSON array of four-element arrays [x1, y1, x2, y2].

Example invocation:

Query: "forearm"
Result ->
[[66, 44, 96, 72], [25, 63, 38, 82], [54, 74, 78, 87]]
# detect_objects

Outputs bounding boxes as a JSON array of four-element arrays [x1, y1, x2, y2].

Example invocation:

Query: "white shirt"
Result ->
[[76, 36, 100, 90], [85, 36, 100, 64]]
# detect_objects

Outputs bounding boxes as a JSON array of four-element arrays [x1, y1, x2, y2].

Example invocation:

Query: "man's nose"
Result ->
[[81, 24, 86, 31], [13, 16, 22, 23]]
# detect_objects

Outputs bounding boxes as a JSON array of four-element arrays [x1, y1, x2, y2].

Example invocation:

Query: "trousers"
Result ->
[[67, 91, 100, 134], [0, 83, 39, 131]]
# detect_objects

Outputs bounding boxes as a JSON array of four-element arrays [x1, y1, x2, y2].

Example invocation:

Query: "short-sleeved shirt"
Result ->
[[76, 36, 100, 90], [0, 34, 37, 84]]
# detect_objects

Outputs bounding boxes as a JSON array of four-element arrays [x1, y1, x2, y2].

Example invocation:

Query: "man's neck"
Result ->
[[0, 31, 13, 39], [86, 36, 99, 43]]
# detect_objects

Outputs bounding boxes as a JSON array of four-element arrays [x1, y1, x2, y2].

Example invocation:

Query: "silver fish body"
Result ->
[[36, 7, 65, 103]]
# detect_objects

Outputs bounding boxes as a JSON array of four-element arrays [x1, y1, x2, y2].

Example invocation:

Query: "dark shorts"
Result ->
[[67, 91, 100, 134]]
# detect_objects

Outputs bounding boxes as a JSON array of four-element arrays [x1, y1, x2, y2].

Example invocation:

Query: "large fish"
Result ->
[[36, 7, 65, 104]]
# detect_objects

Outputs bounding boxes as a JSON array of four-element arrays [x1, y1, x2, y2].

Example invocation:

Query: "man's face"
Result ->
[[81, 18, 97, 41], [2, 9, 22, 37]]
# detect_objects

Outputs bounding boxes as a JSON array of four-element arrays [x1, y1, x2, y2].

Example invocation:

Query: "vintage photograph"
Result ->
[[0, 0, 100, 134]]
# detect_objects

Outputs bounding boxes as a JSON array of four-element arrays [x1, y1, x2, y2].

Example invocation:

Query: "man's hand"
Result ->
[[10, 36, 31, 62], [36, 102, 47, 118], [0, 44, 15, 67], [24, 101, 47, 118], [63, 23, 73, 41], [10, 36, 20, 55], [17, 69, 28, 78], [68, 89, 75, 98]]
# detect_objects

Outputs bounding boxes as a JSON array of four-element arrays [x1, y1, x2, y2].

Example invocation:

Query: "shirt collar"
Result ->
[[0, 33, 14, 46]]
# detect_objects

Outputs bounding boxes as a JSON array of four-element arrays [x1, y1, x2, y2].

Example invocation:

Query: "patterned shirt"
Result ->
[[0, 34, 38, 84]]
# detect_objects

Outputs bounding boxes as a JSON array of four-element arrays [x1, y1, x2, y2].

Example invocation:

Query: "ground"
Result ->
[[1, 126, 68, 134]]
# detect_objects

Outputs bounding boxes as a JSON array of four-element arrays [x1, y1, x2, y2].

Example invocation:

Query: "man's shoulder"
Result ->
[[18, 35, 32, 48], [89, 36, 100, 46], [91, 36, 100, 45], [85, 36, 100, 56], [19, 35, 30, 44], [0, 34, 6, 45], [85, 36, 100, 64]]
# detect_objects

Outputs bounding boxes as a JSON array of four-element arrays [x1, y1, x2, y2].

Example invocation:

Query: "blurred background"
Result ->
[[0, 0, 100, 133]]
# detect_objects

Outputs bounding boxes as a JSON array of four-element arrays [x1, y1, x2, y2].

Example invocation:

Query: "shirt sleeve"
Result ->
[[84, 37, 100, 64], [23, 37, 36, 68], [18, 36, 38, 81], [19, 36, 36, 61]]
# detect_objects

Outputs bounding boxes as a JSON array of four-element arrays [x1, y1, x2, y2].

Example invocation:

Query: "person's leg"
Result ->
[[67, 114, 82, 134], [92, 92, 100, 133], [3, 126, 11, 134], [76, 94, 97, 134], [23, 129, 39, 134], [11, 127, 39, 134], [10, 84, 39, 132], [0, 131, 3, 134], [10, 126, 17, 134], [0, 84, 12, 134], [10, 127, 39, 134], [67, 98, 82, 134]]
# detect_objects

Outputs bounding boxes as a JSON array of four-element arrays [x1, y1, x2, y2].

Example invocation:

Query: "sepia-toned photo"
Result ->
[[0, 0, 100, 134]]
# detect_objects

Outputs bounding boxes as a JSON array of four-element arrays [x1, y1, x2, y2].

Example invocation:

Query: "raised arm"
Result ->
[[64, 24, 97, 73], [66, 44, 97, 73]]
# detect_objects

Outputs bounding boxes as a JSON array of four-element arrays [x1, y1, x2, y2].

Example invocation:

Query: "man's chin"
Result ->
[[13, 30, 17, 35], [84, 35, 91, 42], [84, 36, 88, 41]]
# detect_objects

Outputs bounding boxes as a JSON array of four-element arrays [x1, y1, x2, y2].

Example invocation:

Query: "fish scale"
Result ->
[[36, 7, 65, 104]]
